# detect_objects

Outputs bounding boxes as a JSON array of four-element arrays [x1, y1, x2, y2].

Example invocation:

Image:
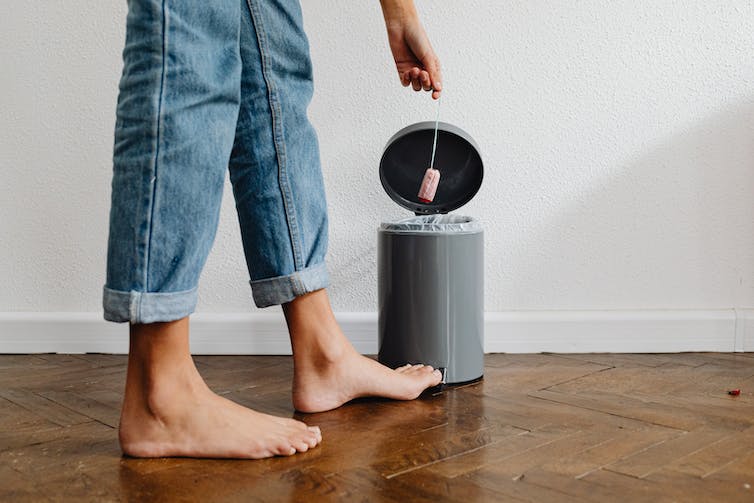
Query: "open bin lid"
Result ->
[[379, 121, 483, 215]]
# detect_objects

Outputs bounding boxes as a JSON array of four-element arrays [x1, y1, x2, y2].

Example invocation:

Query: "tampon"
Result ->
[[417, 167, 440, 203]]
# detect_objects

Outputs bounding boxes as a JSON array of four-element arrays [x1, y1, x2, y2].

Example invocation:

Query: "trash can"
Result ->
[[377, 121, 484, 384]]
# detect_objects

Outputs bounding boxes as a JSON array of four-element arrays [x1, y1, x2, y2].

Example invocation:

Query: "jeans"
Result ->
[[103, 0, 329, 323]]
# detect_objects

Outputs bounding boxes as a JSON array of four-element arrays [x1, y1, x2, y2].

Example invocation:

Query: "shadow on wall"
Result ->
[[502, 98, 754, 310]]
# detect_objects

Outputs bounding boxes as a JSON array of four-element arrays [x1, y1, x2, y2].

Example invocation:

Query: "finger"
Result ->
[[410, 67, 422, 91], [430, 77, 442, 99], [420, 71, 432, 91], [400, 71, 411, 87], [424, 55, 443, 99]]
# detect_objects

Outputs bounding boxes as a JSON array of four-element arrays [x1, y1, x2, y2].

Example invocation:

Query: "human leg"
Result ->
[[105, 0, 319, 458], [104, 0, 243, 322], [229, 0, 440, 413], [229, 0, 329, 308]]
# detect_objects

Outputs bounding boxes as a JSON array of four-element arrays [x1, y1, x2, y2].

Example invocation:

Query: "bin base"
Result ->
[[425, 375, 484, 394], [444, 374, 484, 387]]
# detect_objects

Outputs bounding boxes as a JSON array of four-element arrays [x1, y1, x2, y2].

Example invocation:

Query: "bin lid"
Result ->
[[379, 121, 483, 214]]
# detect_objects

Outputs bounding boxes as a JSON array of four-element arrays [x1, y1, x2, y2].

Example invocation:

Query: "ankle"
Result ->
[[284, 289, 357, 365], [283, 289, 336, 332], [125, 363, 208, 412], [123, 318, 206, 419], [293, 339, 352, 372]]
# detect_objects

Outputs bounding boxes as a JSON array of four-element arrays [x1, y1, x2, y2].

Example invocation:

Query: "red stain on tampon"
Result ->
[[728, 389, 741, 396], [418, 168, 440, 203]]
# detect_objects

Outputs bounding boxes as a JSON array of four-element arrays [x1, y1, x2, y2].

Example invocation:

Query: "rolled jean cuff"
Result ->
[[102, 286, 198, 324], [250, 262, 330, 308]]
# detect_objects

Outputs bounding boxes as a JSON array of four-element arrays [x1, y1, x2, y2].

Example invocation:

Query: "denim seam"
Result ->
[[245, 0, 304, 271], [129, 291, 138, 321], [292, 274, 301, 294], [144, 0, 169, 292]]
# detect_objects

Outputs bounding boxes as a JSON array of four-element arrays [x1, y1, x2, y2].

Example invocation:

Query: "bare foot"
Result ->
[[120, 377, 321, 458], [284, 290, 443, 414], [292, 350, 443, 413], [120, 318, 321, 459]]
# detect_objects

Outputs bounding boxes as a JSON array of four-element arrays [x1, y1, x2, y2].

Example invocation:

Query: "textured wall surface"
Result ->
[[1, 1, 753, 315]]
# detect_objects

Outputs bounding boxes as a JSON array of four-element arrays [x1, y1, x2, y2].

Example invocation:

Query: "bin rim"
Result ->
[[379, 214, 483, 234]]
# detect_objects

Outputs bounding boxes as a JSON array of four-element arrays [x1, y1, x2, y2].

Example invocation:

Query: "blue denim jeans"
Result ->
[[103, 0, 329, 323]]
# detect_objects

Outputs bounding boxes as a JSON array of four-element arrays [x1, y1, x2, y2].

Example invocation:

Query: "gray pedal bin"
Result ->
[[377, 121, 484, 384]]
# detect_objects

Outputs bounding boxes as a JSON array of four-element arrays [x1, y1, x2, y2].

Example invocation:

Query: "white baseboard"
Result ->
[[739, 309, 754, 352], [485, 310, 746, 353], [0, 310, 752, 355]]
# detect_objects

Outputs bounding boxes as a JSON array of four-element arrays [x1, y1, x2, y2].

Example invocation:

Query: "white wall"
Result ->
[[1, 1, 753, 351]]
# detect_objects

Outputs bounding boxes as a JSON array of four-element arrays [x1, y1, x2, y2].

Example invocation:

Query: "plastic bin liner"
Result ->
[[380, 214, 482, 233]]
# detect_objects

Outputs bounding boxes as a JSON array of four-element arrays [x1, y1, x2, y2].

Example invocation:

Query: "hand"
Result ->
[[381, 3, 443, 99]]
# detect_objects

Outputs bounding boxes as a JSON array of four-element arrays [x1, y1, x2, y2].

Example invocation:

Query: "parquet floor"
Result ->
[[2, 352, 754, 502]]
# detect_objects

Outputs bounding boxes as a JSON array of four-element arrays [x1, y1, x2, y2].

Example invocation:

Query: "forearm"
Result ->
[[379, 0, 442, 98], [379, 0, 419, 28]]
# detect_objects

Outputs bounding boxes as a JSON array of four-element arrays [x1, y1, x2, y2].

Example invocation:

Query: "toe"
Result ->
[[305, 430, 320, 448], [271, 437, 298, 456], [281, 445, 296, 456], [308, 426, 322, 442], [404, 364, 434, 375]]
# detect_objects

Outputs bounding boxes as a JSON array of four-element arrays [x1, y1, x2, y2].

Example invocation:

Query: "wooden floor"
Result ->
[[2, 353, 754, 502]]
